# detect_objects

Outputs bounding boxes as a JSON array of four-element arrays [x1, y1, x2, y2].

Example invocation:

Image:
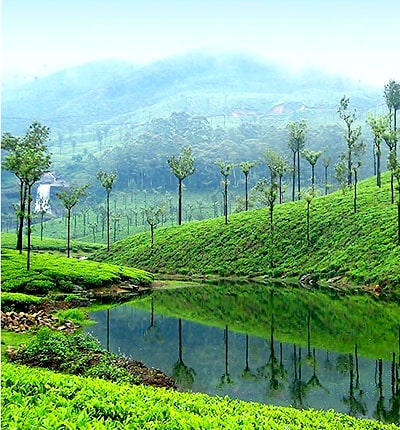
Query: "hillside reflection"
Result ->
[[86, 282, 399, 424]]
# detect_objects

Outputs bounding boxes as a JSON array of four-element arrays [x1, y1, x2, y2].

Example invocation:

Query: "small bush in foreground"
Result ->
[[7, 327, 174, 388]]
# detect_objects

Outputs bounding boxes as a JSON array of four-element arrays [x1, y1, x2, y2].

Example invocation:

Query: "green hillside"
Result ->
[[92, 172, 400, 294]]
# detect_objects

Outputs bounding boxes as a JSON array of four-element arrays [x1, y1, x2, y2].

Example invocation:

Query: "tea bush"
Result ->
[[1, 292, 43, 312], [92, 173, 400, 291], [1, 248, 154, 294], [2, 363, 398, 429]]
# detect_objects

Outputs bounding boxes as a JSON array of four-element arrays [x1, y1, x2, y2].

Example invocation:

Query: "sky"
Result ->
[[2, 0, 400, 87]]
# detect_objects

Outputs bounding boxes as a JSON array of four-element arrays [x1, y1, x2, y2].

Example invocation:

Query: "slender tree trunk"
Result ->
[[106, 191, 110, 251], [347, 147, 352, 186], [279, 175, 283, 204], [224, 178, 228, 225], [67, 208, 71, 258], [17, 181, 27, 253], [26, 184, 33, 270], [376, 149, 381, 188], [245, 172, 249, 211], [178, 179, 183, 225], [150, 224, 154, 247], [353, 170, 358, 214], [311, 164, 315, 191], [297, 151, 301, 200], [306, 200, 310, 246], [40, 212, 44, 241], [292, 151, 296, 202], [324, 166, 328, 195], [391, 173, 394, 204]]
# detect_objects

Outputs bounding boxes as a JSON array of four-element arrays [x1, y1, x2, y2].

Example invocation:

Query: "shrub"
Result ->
[[1, 292, 42, 312]]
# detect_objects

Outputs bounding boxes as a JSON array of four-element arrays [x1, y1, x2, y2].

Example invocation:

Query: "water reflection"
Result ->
[[85, 284, 400, 424]]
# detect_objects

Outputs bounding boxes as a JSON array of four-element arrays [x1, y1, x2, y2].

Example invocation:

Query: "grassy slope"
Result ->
[[92, 173, 400, 289], [2, 363, 398, 429], [0, 248, 153, 292]]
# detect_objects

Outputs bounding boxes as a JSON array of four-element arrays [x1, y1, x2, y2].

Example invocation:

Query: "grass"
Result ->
[[1, 232, 105, 256], [91, 172, 400, 292], [1, 248, 154, 294], [2, 363, 398, 429]]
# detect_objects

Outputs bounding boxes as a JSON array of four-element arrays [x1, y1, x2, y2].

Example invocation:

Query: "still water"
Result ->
[[85, 282, 400, 424]]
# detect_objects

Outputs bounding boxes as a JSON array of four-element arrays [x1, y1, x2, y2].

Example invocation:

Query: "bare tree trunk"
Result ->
[[67, 208, 71, 258], [106, 191, 110, 250], [297, 151, 301, 200], [26, 184, 32, 270], [178, 179, 183, 225], [17, 181, 27, 253], [245, 173, 249, 211], [292, 151, 296, 202]]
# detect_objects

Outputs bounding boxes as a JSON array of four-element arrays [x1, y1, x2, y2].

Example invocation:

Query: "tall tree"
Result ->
[[322, 155, 331, 195], [168, 146, 195, 225], [352, 161, 361, 214], [264, 150, 289, 204], [301, 149, 323, 191], [145, 206, 163, 247], [382, 127, 398, 203], [216, 161, 233, 225], [337, 96, 363, 186], [302, 188, 315, 247], [288, 120, 307, 201], [387, 151, 400, 244], [56, 184, 89, 258], [253, 178, 278, 267], [367, 114, 388, 187], [2, 122, 51, 269], [239, 161, 257, 211], [384, 79, 400, 131], [97, 169, 117, 251]]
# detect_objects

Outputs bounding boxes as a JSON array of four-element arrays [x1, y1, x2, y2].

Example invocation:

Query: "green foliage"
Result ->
[[133, 282, 400, 360], [92, 173, 400, 290], [55, 308, 88, 325], [1, 292, 42, 311], [1, 232, 105, 253], [2, 363, 397, 429], [8, 327, 139, 385], [168, 146, 196, 181], [1, 248, 153, 294]]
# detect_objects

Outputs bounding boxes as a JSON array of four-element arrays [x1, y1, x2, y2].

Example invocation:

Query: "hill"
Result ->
[[92, 172, 400, 294], [1, 51, 382, 136]]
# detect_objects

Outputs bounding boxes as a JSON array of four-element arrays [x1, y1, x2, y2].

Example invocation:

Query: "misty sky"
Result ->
[[2, 0, 400, 87]]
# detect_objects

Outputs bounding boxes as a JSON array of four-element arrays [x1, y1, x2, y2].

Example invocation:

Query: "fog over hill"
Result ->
[[1, 51, 384, 135]]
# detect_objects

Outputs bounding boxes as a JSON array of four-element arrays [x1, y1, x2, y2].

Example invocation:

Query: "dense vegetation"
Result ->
[[2, 363, 397, 429], [92, 172, 400, 293], [1, 247, 153, 294], [1, 53, 386, 219]]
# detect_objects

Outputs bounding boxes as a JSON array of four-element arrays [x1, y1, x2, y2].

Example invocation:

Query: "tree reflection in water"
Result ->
[[257, 307, 286, 396], [172, 318, 196, 389], [341, 349, 366, 418], [143, 297, 163, 344], [241, 334, 257, 381], [218, 325, 234, 388]]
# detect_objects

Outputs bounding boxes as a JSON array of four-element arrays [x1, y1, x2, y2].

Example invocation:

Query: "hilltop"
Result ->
[[92, 172, 400, 295], [1, 51, 382, 135]]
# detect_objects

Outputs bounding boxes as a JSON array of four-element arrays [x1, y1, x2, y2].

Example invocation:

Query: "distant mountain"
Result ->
[[1, 51, 383, 135]]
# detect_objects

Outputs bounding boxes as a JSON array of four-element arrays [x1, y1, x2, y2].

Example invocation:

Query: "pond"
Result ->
[[85, 281, 400, 424]]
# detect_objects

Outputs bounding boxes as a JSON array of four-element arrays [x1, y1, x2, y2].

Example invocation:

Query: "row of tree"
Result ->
[[2, 81, 400, 267]]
